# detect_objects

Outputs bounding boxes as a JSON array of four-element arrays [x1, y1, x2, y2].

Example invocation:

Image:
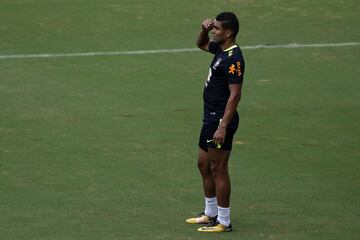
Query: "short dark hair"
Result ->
[[216, 12, 239, 38]]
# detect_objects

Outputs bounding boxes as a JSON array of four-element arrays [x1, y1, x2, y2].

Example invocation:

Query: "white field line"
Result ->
[[0, 42, 359, 60]]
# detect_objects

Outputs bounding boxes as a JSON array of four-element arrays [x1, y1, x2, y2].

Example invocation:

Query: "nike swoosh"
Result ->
[[206, 139, 213, 143]]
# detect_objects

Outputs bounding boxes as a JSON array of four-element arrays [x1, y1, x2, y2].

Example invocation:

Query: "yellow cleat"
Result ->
[[197, 221, 232, 232], [185, 212, 216, 224]]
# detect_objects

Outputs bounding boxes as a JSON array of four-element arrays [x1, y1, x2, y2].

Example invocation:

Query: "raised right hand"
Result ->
[[201, 19, 214, 31]]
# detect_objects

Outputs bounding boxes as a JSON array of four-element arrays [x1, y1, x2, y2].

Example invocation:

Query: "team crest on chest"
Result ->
[[213, 58, 222, 69]]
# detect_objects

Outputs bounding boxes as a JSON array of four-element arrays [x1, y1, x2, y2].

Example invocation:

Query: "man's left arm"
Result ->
[[213, 83, 242, 146]]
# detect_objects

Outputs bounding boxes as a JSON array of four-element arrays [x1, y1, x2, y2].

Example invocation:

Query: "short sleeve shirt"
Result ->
[[203, 41, 245, 123]]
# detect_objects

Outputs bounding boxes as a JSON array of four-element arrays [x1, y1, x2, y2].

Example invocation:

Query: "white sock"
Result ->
[[204, 197, 217, 217], [217, 206, 230, 226]]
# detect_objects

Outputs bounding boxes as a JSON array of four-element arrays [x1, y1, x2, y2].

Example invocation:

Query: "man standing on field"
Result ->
[[185, 12, 245, 233]]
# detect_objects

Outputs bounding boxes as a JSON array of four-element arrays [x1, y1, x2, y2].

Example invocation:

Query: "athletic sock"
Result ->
[[217, 206, 230, 226], [204, 197, 217, 217]]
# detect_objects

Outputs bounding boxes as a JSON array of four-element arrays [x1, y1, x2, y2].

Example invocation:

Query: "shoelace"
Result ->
[[205, 220, 214, 227]]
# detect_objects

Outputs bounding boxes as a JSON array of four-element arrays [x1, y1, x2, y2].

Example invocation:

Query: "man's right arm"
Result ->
[[196, 19, 213, 52]]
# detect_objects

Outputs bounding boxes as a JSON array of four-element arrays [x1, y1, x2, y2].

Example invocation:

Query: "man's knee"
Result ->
[[197, 152, 211, 176], [210, 158, 227, 170], [209, 150, 230, 177], [197, 159, 207, 172], [209, 161, 218, 178]]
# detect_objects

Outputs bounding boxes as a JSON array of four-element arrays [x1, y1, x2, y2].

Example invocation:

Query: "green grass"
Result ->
[[0, 0, 359, 239]]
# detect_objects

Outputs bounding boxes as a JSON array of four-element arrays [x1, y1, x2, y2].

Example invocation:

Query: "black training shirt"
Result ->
[[203, 41, 245, 123]]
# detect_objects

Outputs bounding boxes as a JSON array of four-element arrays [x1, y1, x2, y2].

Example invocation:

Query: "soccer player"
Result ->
[[185, 12, 245, 232]]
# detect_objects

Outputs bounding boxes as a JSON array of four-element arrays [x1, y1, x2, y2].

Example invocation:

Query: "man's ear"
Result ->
[[226, 30, 232, 38]]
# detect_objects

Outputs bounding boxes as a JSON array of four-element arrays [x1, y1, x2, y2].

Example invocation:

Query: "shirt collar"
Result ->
[[224, 44, 238, 52]]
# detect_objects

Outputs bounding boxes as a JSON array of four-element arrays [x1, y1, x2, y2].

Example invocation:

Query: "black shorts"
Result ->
[[198, 118, 239, 152]]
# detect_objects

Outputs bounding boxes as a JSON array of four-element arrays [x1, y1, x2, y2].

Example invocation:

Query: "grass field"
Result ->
[[0, 0, 359, 239]]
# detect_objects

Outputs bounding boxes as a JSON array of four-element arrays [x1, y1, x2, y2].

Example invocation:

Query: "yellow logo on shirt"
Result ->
[[228, 64, 236, 74], [236, 61, 242, 76], [228, 61, 242, 76]]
